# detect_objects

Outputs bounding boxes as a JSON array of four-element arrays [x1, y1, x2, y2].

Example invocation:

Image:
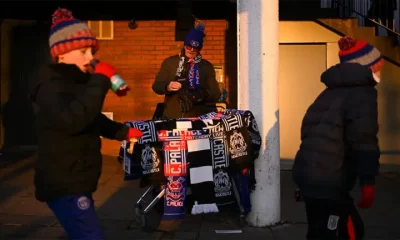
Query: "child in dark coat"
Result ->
[[293, 36, 382, 240], [30, 8, 143, 240]]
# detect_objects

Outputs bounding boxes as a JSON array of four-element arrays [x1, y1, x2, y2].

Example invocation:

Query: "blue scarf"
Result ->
[[187, 57, 201, 90], [162, 140, 188, 220], [175, 48, 202, 90], [233, 170, 252, 215]]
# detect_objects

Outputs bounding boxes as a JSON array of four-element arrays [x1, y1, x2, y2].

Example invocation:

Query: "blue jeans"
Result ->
[[47, 194, 104, 240]]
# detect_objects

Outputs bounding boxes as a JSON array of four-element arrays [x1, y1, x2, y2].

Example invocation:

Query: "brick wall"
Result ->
[[97, 20, 229, 156]]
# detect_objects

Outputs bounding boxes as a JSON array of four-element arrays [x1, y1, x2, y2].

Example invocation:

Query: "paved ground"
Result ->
[[0, 153, 399, 240]]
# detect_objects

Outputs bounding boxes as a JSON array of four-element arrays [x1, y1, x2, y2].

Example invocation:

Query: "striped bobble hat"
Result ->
[[338, 36, 384, 73], [49, 8, 98, 60]]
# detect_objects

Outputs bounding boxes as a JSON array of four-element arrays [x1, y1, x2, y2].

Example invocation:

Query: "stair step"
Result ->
[[370, 37, 400, 63], [353, 26, 375, 38], [317, 18, 359, 36], [317, 18, 400, 65], [375, 36, 400, 49]]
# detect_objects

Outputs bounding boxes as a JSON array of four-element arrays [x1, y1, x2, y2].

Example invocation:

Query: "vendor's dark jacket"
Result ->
[[30, 63, 128, 202], [152, 55, 221, 118], [292, 63, 380, 200]]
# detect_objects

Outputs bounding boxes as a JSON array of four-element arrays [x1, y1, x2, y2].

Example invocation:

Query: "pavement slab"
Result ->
[[0, 155, 399, 239]]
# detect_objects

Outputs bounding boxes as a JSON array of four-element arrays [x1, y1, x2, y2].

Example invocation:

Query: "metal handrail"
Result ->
[[332, 0, 400, 36]]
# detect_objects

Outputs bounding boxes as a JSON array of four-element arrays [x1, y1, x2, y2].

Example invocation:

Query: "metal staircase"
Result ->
[[316, 0, 400, 66], [323, 0, 399, 36]]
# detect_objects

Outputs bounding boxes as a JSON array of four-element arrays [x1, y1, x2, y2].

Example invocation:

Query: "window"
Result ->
[[87, 20, 114, 40], [214, 65, 224, 84]]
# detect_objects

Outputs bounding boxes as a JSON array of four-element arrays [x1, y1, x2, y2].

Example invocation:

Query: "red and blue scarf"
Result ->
[[175, 49, 202, 90]]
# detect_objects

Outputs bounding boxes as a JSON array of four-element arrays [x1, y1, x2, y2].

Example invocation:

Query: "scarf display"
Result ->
[[120, 110, 261, 220], [206, 119, 235, 206], [123, 140, 143, 181], [122, 140, 165, 186], [126, 120, 158, 144], [123, 121, 159, 182], [134, 142, 164, 184], [162, 140, 188, 220], [130, 142, 162, 175], [222, 110, 261, 159], [198, 111, 222, 120], [187, 138, 219, 214], [221, 114, 253, 171], [156, 119, 209, 141], [221, 110, 260, 189]]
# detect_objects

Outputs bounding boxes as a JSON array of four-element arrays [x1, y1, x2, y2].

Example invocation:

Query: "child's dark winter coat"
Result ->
[[30, 63, 129, 202], [292, 63, 380, 200]]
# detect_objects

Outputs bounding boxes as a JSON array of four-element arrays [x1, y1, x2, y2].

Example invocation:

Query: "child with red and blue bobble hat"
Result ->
[[30, 8, 143, 240], [293, 36, 382, 240]]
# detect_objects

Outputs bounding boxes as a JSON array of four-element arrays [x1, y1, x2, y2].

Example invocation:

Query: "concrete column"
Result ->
[[237, 0, 281, 226]]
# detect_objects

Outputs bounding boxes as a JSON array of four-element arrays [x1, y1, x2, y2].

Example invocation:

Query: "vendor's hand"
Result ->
[[167, 81, 182, 91]]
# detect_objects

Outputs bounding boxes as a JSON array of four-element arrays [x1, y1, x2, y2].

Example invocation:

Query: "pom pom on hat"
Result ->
[[194, 22, 205, 33], [49, 7, 98, 60], [184, 20, 206, 49], [338, 36, 356, 50], [51, 8, 74, 25], [338, 36, 384, 73]]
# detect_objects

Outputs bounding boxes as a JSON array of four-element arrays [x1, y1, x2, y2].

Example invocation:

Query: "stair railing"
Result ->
[[330, 0, 400, 36]]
